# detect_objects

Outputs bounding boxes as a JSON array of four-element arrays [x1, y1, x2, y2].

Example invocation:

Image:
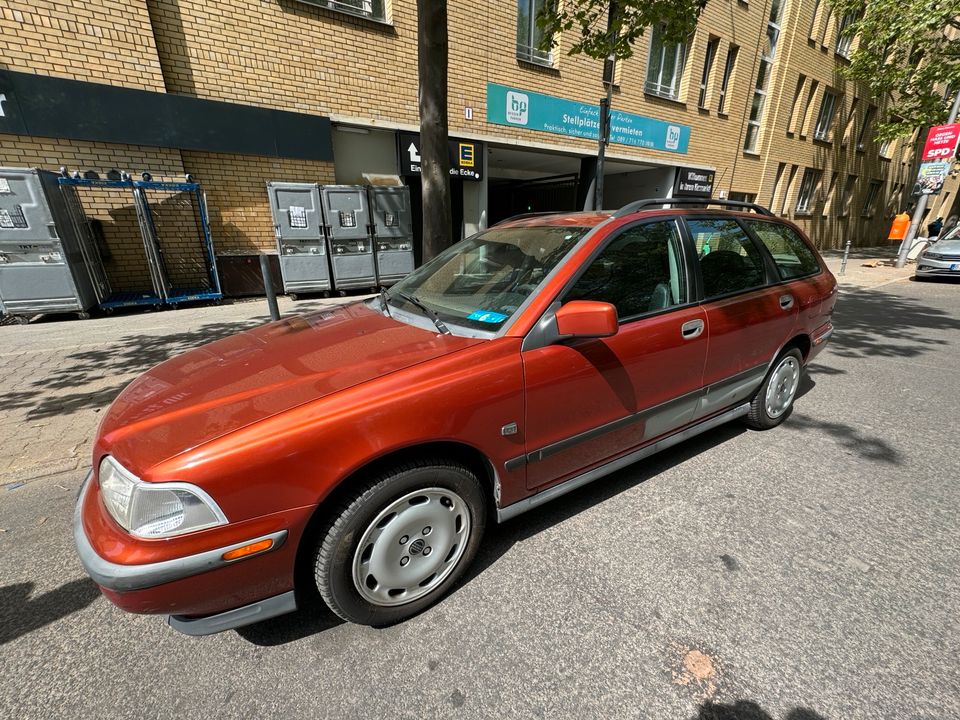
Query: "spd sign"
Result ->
[[920, 123, 960, 161]]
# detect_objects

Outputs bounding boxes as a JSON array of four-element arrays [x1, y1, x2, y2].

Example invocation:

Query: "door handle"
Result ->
[[681, 319, 704, 339], [779, 294, 795, 310]]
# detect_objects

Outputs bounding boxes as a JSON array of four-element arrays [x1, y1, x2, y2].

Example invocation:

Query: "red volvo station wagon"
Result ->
[[74, 199, 837, 633]]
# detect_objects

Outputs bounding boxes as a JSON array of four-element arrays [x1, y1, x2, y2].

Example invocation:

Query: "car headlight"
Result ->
[[98, 456, 227, 538]]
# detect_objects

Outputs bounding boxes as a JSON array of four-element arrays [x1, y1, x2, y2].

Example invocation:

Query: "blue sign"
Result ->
[[486, 83, 690, 154], [467, 309, 509, 324]]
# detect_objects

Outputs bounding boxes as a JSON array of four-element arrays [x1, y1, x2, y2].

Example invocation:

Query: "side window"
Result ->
[[745, 220, 821, 280], [565, 221, 686, 321], [687, 218, 767, 298]]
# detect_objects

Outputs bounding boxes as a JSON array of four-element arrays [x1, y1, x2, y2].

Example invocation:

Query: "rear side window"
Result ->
[[746, 220, 821, 280], [686, 218, 767, 298]]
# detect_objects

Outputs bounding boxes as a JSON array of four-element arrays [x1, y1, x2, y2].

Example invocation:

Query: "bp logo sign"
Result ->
[[506, 91, 529, 125]]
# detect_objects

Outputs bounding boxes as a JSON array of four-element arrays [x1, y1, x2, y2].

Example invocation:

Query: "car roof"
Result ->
[[493, 206, 780, 230]]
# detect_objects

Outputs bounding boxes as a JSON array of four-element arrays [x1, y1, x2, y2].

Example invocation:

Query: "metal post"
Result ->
[[593, 0, 618, 212], [839, 239, 852, 276], [896, 88, 960, 267], [260, 254, 280, 322]]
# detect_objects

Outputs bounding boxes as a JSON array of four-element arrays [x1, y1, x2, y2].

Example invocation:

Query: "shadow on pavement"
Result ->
[[695, 699, 827, 720], [0, 320, 262, 420], [0, 578, 101, 645], [831, 287, 960, 360], [235, 599, 344, 646]]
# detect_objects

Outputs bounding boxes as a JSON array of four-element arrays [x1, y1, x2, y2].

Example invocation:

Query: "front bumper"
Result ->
[[915, 256, 960, 276], [74, 472, 288, 592], [73, 471, 304, 633]]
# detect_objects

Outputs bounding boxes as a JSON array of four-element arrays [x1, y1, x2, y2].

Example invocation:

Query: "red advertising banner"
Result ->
[[921, 123, 960, 161]]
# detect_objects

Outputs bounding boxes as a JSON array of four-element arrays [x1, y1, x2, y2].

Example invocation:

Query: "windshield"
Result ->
[[387, 225, 589, 333]]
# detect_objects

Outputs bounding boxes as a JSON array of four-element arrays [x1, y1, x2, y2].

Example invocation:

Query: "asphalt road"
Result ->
[[1, 277, 958, 720]]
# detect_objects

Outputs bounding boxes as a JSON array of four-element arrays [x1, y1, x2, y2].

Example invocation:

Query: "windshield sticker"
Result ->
[[467, 309, 508, 324]]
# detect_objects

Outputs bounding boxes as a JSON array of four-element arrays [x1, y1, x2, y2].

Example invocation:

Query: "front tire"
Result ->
[[744, 348, 803, 430], [313, 459, 487, 626]]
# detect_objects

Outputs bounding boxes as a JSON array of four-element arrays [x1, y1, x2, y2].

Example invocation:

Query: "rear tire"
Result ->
[[744, 348, 803, 430], [313, 459, 487, 626]]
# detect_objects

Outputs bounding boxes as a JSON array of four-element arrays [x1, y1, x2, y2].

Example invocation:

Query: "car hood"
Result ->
[[928, 238, 960, 255], [98, 302, 483, 474]]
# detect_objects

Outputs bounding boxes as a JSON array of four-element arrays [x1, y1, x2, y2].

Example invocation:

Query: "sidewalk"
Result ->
[[819, 243, 916, 290], [0, 293, 361, 485]]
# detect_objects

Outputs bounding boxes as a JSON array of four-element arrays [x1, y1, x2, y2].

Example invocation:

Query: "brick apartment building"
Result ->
[[1, 0, 957, 296]]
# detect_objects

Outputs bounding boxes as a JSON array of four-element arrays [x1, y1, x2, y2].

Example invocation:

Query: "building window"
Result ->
[[698, 37, 720, 109], [879, 137, 893, 158], [838, 174, 857, 216], [314, 0, 386, 22], [814, 90, 839, 141], [769, 162, 786, 208], [744, 0, 785, 152], [646, 25, 687, 100], [856, 106, 875, 150], [516, 0, 554, 66], [795, 168, 821, 213], [836, 13, 856, 58], [821, 171, 839, 215], [861, 180, 883, 217], [717, 45, 738, 114], [841, 97, 859, 146], [728, 192, 757, 203], [786, 75, 806, 134]]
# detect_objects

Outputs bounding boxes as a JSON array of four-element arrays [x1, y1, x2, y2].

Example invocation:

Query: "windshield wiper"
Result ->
[[378, 287, 392, 318], [395, 291, 451, 335]]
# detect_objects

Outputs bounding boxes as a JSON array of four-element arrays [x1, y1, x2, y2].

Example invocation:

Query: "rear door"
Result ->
[[522, 219, 708, 490], [684, 216, 798, 420]]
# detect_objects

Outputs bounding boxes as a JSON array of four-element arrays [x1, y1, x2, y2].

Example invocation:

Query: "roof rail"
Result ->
[[612, 197, 775, 218], [492, 211, 563, 227]]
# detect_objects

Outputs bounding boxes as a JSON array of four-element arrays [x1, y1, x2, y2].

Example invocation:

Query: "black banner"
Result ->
[[673, 167, 715, 198], [397, 132, 483, 182], [0, 70, 333, 162]]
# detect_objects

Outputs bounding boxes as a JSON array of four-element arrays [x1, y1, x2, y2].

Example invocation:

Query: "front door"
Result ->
[[522, 219, 708, 491]]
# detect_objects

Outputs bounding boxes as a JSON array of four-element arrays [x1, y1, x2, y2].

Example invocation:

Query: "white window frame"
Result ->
[[744, 0, 784, 152], [516, 0, 554, 67], [312, 0, 386, 22], [836, 13, 856, 58], [717, 44, 738, 114], [698, 37, 719, 109], [814, 91, 839, 141], [645, 25, 687, 100], [795, 168, 821, 214], [856, 106, 875, 150]]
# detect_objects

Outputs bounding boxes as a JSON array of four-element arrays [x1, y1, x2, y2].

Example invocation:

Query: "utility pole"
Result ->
[[896, 88, 960, 267], [594, 1, 619, 211]]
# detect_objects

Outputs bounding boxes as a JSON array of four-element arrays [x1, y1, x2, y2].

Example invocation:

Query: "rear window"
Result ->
[[746, 220, 821, 280]]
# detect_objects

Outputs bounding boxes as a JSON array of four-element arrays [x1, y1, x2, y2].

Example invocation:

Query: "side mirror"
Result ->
[[555, 301, 618, 340]]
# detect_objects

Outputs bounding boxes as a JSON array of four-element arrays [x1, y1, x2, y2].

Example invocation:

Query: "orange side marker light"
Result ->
[[222, 538, 273, 562]]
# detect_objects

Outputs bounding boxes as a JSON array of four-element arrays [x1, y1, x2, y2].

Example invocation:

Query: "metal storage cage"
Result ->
[[0, 167, 104, 320], [367, 185, 414, 286], [322, 185, 376, 292], [133, 179, 222, 306], [57, 175, 221, 311], [267, 181, 332, 297]]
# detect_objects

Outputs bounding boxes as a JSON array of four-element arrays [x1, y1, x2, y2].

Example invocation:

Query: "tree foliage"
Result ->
[[537, 0, 708, 62], [831, 0, 960, 139]]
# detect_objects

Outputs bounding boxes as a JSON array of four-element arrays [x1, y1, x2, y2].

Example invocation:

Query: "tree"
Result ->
[[417, 0, 452, 262], [538, 0, 707, 63], [831, 0, 960, 139], [537, 0, 708, 207]]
